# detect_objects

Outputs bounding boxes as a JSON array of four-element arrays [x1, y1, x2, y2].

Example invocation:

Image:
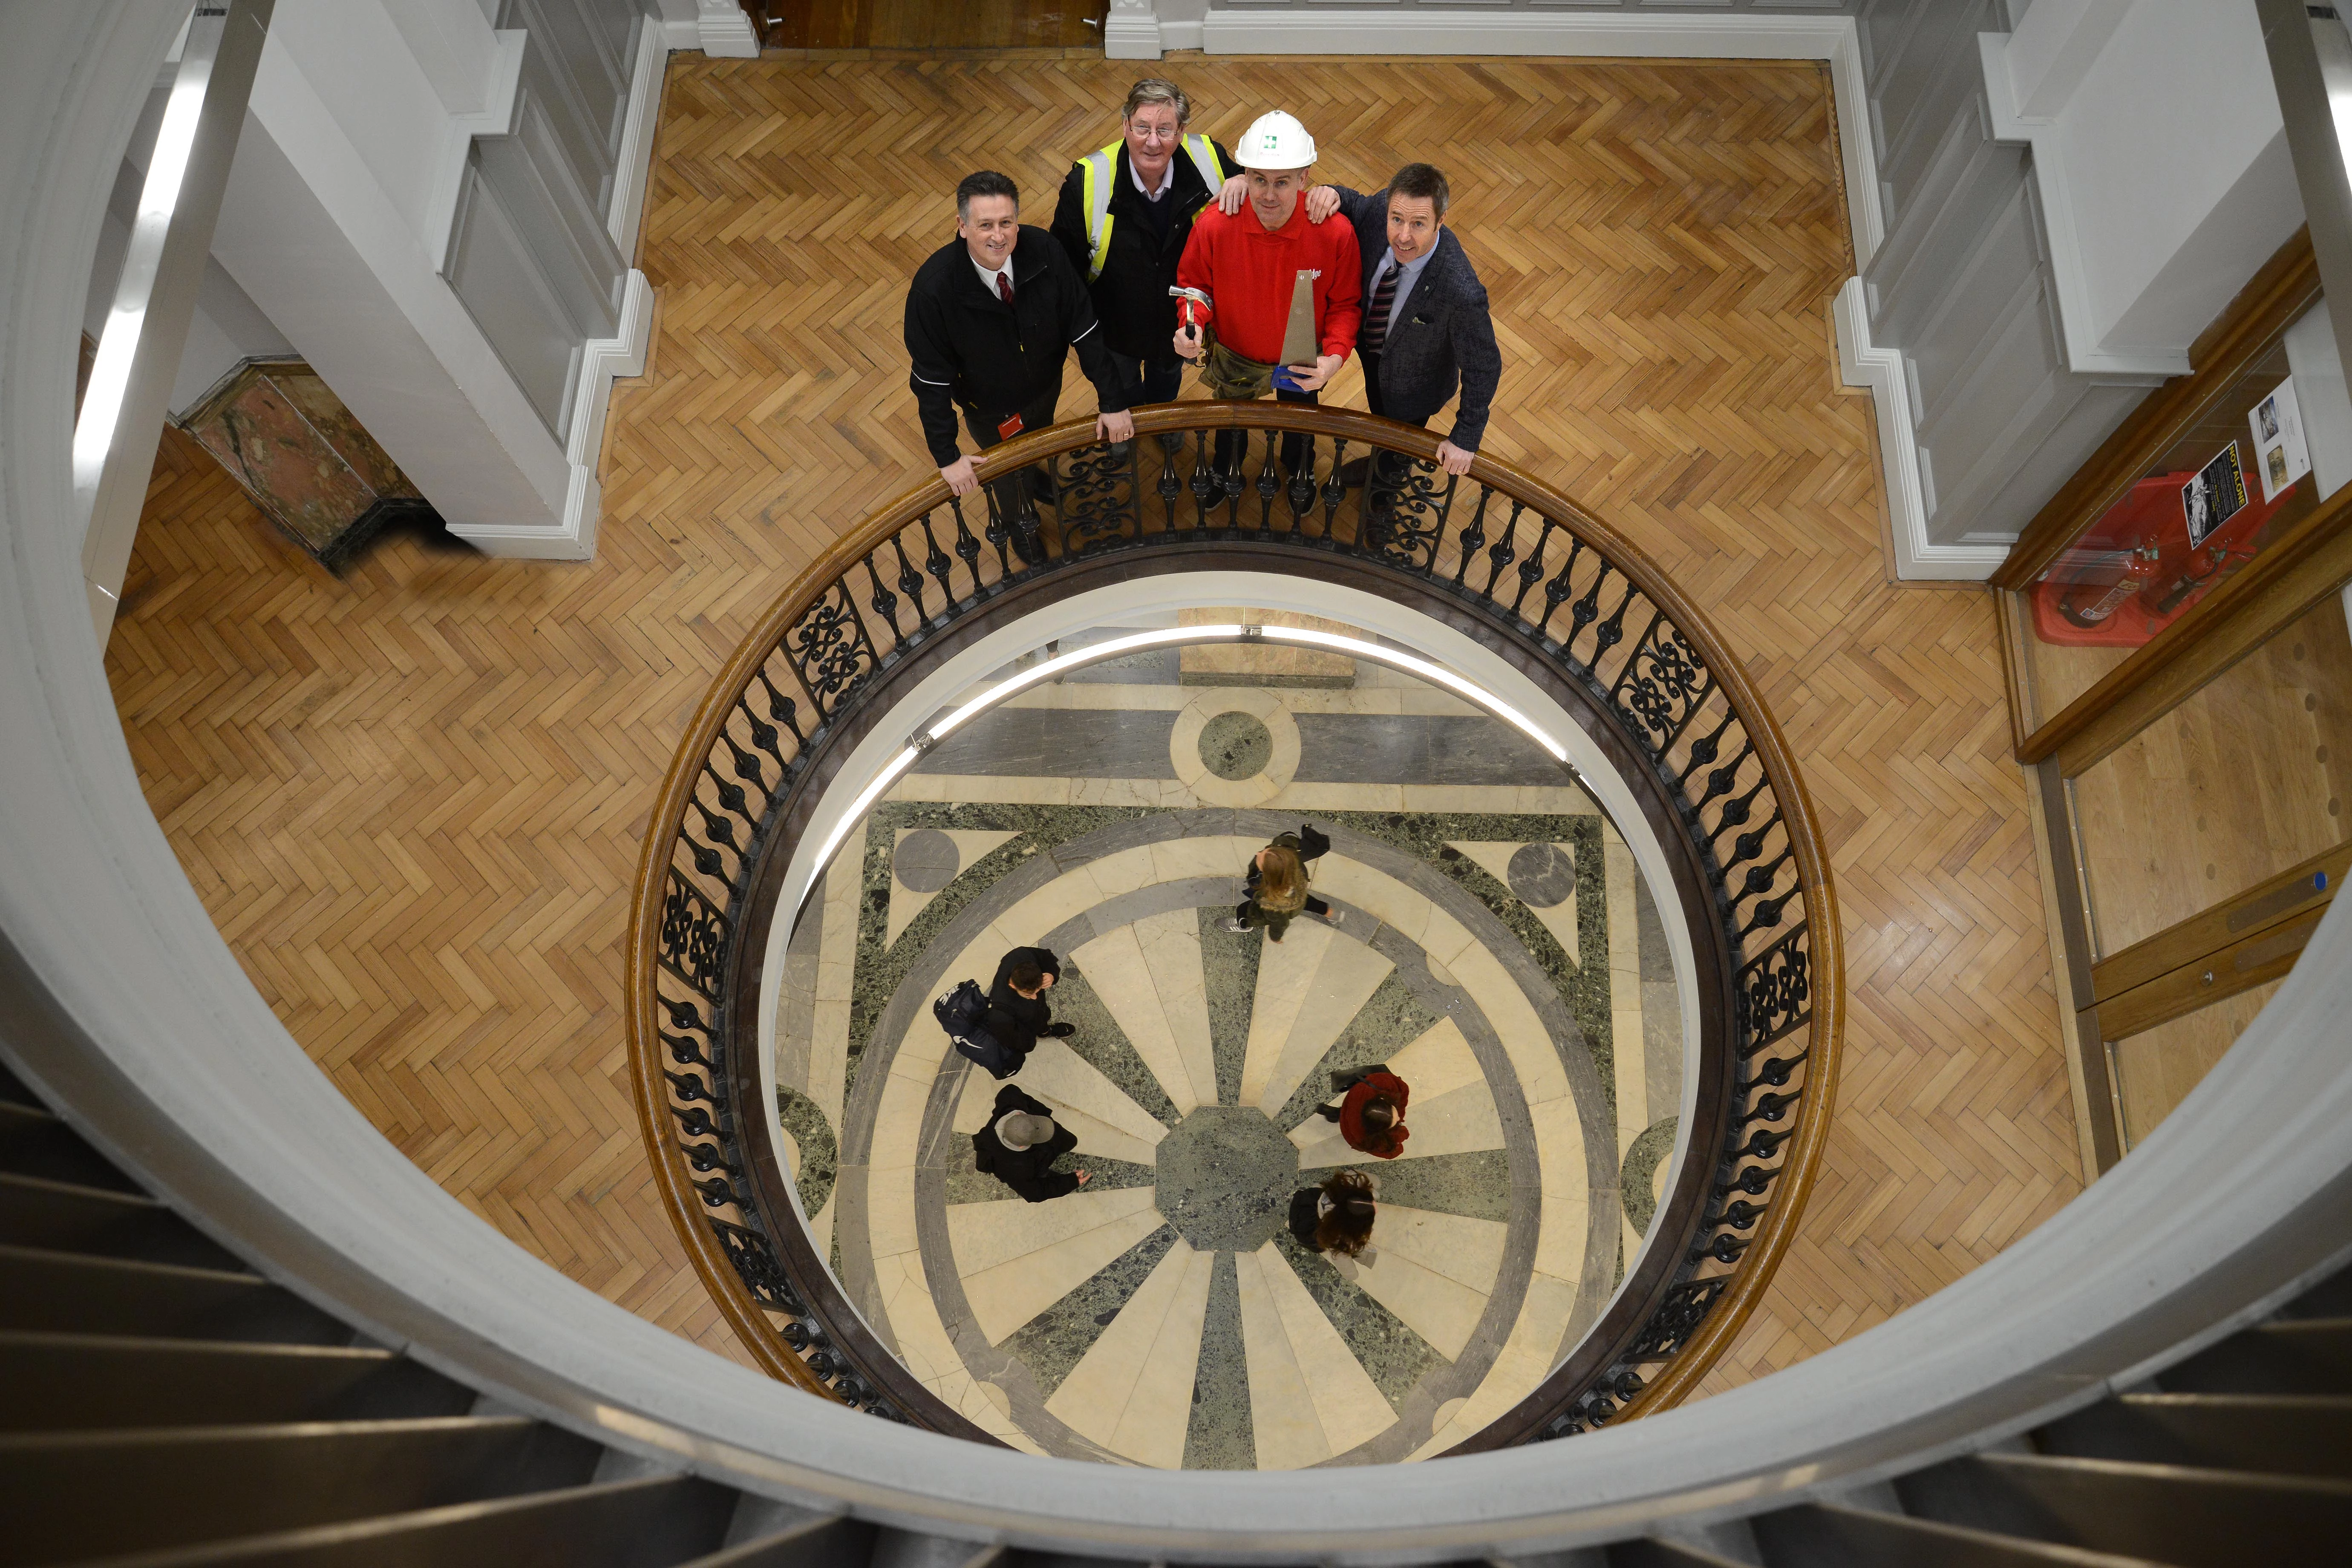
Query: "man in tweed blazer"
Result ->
[[1312, 163, 1502, 484]]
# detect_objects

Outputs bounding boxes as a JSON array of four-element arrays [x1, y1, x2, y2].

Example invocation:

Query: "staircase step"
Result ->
[[678, 1515, 876, 1568], [0, 1415, 601, 1564], [0, 1172, 243, 1269], [0, 1332, 472, 1431], [1898, 1452, 2352, 1565], [0, 1245, 350, 1344], [2276, 1261, 2352, 1321], [2038, 1392, 2352, 1478], [67, 1473, 737, 1568], [1606, 1538, 1752, 1567], [869, 1528, 1003, 1568], [0, 1101, 142, 1193], [2158, 1317, 2352, 1394], [1751, 1500, 2169, 1565]]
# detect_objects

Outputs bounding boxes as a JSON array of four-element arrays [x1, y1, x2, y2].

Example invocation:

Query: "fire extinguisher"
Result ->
[[2056, 541, 2161, 629]]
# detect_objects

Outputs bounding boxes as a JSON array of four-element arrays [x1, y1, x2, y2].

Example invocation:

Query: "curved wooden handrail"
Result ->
[[626, 401, 1844, 1442]]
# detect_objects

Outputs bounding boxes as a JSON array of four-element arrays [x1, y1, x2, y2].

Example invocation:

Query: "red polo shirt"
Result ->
[[1176, 199, 1361, 366]]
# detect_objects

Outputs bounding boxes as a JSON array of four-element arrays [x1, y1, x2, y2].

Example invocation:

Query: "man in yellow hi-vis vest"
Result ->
[[1050, 79, 1244, 452]]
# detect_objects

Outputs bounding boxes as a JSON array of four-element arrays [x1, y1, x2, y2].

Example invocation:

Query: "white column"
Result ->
[[1105, 0, 1164, 61]]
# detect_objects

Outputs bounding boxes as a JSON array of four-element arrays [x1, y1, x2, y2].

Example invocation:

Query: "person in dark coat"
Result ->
[[905, 170, 1134, 547], [1226, 824, 1340, 942], [1049, 78, 1242, 447], [1287, 1168, 1377, 1256], [982, 945, 1073, 1065], [1314, 1063, 1411, 1159], [1304, 164, 1500, 489], [971, 1084, 1090, 1202]]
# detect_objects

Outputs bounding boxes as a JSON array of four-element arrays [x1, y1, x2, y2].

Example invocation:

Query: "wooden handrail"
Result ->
[[626, 402, 1845, 1444]]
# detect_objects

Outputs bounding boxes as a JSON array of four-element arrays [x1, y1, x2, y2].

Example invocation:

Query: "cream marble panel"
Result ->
[[1384, 1016, 1486, 1103], [1233, 1247, 1331, 1470], [1376, 1202, 1509, 1292], [808, 1193, 835, 1260], [1604, 824, 1646, 1159], [1147, 833, 1255, 888], [796, 849, 863, 1126], [1352, 1242, 1491, 1360], [1529, 1097, 1594, 1281], [864, 1163, 922, 1259], [1448, 841, 1582, 965], [1442, 937, 1570, 1107], [1269, 782, 1407, 813], [952, 1192, 1169, 1344], [1258, 1242, 1397, 1457], [1308, 856, 1434, 949], [1070, 776, 1201, 808], [1245, 926, 1395, 1115], [1046, 1238, 1211, 1469], [1131, 906, 1220, 1110], [1406, 1271, 1583, 1458], [946, 1183, 1159, 1277], [1072, 922, 1206, 1115], [1009, 1041, 1173, 1154], [1294, 1078, 1504, 1166], [891, 774, 1075, 805]]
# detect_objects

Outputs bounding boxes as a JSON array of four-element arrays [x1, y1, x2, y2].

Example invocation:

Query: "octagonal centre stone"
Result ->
[[1153, 1105, 1301, 1252]]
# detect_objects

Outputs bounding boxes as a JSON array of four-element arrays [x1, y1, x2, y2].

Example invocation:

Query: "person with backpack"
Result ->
[[1226, 823, 1341, 942], [984, 945, 1072, 1063], [971, 1084, 1090, 1202], [1313, 1061, 1410, 1159], [1049, 78, 1244, 450]]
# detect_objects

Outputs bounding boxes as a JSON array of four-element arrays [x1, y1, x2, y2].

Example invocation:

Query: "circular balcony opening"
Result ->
[[759, 600, 1701, 1465]]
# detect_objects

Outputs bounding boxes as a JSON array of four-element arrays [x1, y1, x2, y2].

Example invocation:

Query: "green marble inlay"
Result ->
[[1183, 1250, 1256, 1470], [1047, 958, 1182, 1129], [1272, 1228, 1445, 1412], [997, 1222, 1181, 1398], [1362, 1147, 1512, 1223], [1619, 1116, 1678, 1237], [942, 1135, 1156, 1205], [774, 1085, 839, 1221], [1195, 906, 1261, 1107], [1269, 970, 1441, 1133]]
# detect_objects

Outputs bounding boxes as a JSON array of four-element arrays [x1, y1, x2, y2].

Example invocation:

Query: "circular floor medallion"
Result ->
[[893, 827, 962, 892], [1506, 841, 1577, 908], [1197, 710, 1274, 781], [1153, 1105, 1300, 1251]]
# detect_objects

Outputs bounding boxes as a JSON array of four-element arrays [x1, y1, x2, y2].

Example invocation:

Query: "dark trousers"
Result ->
[[1235, 893, 1329, 922], [961, 388, 1061, 560], [1214, 382, 1320, 478], [1110, 350, 1183, 407], [1361, 351, 1429, 482]]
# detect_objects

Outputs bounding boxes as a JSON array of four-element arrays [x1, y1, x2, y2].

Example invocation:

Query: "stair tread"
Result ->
[[0, 1168, 165, 1207], [0, 1329, 394, 1360], [64, 1474, 723, 1568], [0, 1413, 533, 1450], [1982, 1452, 2352, 1492], [2112, 1390, 2352, 1408], [0, 1239, 260, 1283], [1766, 1500, 2175, 1565]]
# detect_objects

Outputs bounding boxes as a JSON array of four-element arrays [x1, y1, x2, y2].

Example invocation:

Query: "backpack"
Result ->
[[934, 979, 1020, 1080]]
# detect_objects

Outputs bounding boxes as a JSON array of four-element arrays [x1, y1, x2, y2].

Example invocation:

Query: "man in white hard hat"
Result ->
[[1172, 109, 1361, 488]]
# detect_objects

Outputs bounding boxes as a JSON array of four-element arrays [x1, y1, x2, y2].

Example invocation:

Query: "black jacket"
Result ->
[[904, 227, 1127, 467], [971, 1084, 1081, 1203], [1288, 1188, 1325, 1251], [983, 945, 1061, 1058], [1048, 140, 1235, 364], [1333, 186, 1502, 452]]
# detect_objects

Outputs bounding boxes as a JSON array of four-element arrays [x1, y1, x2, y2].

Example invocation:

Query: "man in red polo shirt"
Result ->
[[1172, 110, 1360, 488]]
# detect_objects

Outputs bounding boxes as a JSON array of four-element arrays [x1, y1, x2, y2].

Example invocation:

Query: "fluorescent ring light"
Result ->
[[797, 624, 1576, 888]]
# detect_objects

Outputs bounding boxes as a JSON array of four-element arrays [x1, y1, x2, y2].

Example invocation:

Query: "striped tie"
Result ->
[[1361, 262, 1399, 357]]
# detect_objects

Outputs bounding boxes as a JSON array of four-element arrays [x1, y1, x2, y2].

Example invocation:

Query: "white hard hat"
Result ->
[[1236, 110, 1316, 171]]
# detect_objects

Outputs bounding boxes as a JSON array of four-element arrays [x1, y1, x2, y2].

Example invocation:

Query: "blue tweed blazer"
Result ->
[[1334, 185, 1503, 451]]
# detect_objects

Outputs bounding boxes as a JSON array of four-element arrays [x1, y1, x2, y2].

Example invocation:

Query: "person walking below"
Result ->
[[1050, 79, 1243, 453], [983, 945, 1073, 1069], [1171, 111, 1360, 491], [1287, 1168, 1378, 1257], [1314, 1062, 1410, 1159], [1227, 823, 1341, 942], [971, 1084, 1090, 1202], [1309, 163, 1500, 493], [905, 170, 1135, 557]]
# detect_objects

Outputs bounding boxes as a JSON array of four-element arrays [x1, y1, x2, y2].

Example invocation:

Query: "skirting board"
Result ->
[[1835, 277, 2010, 582], [608, 15, 669, 263], [1197, 8, 1883, 273], [448, 268, 652, 562]]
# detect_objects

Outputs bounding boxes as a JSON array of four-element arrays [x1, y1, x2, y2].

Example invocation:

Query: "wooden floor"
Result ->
[[104, 53, 2083, 1394]]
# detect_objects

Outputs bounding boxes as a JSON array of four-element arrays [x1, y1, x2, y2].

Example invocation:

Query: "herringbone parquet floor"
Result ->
[[104, 52, 2082, 1393]]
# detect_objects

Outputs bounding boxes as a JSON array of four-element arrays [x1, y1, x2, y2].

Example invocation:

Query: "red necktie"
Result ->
[[997, 273, 1013, 305]]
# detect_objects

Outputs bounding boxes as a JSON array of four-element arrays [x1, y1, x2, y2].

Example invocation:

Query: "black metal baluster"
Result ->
[[1453, 488, 1493, 586], [890, 531, 926, 625], [1510, 518, 1558, 616]]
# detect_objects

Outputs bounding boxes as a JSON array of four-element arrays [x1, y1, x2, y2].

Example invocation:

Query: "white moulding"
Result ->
[[608, 15, 668, 262], [1835, 277, 2011, 581], [697, 0, 760, 59], [1199, 7, 1885, 275], [1978, 30, 2190, 380], [1105, 0, 1164, 60], [449, 267, 652, 561], [418, 29, 523, 276]]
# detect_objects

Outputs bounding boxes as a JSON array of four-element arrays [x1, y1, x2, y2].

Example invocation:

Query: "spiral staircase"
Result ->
[[8, 6, 2352, 1565]]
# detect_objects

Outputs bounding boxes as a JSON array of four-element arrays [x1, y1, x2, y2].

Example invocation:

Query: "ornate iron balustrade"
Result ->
[[625, 403, 1843, 1445]]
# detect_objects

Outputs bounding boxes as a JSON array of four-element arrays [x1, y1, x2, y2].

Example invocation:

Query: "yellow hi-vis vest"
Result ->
[[1078, 136, 1226, 281]]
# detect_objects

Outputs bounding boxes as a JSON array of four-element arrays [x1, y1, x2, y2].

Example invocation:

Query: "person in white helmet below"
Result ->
[[1171, 110, 1361, 493], [1049, 78, 1246, 455]]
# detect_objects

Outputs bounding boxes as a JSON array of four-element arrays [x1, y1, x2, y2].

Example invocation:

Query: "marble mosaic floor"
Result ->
[[769, 623, 1688, 1464]]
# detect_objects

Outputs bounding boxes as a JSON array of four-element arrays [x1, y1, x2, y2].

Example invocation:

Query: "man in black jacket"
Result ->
[[1048, 78, 1242, 447], [971, 1084, 1090, 1202], [1309, 164, 1501, 488], [983, 945, 1073, 1066], [905, 170, 1134, 542]]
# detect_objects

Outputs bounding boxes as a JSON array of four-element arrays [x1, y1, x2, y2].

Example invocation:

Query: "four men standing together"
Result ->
[[903, 80, 1502, 508]]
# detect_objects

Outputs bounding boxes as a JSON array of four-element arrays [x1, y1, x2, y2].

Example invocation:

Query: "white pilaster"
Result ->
[[697, 0, 758, 59], [1105, 0, 1163, 61]]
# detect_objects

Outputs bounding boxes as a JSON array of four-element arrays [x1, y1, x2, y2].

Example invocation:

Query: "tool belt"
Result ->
[[1201, 340, 1279, 401]]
